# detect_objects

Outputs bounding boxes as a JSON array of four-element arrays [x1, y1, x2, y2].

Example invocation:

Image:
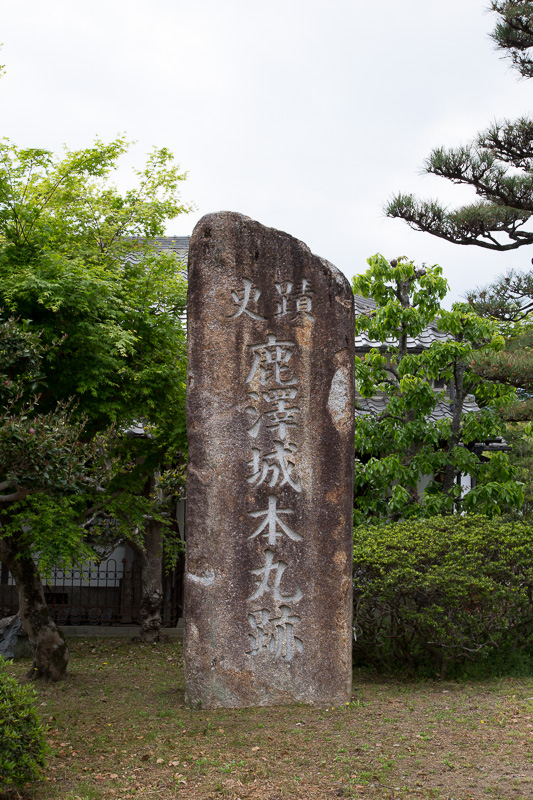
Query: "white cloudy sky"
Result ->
[[2, 0, 532, 304]]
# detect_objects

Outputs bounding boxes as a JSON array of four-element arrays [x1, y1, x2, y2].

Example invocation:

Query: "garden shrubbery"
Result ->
[[353, 515, 533, 678], [0, 657, 47, 792]]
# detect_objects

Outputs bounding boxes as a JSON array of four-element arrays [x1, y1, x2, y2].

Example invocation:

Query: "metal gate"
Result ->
[[0, 559, 182, 627]]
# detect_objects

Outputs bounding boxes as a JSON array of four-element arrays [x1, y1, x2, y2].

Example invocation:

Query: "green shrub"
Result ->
[[0, 657, 48, 791], [353, 515, 533, 678]]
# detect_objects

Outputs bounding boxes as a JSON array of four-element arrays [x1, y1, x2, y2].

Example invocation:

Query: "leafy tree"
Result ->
[[381, 3, 533, 519], [352, 254, 522, 522], [0, 316, 95, 680], [466, 268, 533, 512], [0, 138, 191, 676], [385, 2, 533, 251]]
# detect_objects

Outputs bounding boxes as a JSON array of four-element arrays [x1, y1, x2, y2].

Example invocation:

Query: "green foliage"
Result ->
[[0, 315, 96, 594], [353, 516, 533, 678], [385, 5, 533, 251], [491, 1, 533, 78], [472, 333, 533, 393], [467, 270, 533, 330], [0, 314, 94, 502], [466, 273, 533, 423], [0, 138, 190, 437], [4, 494, 94, 574], [0, 137, 190, 563], [352, 254, 520, 521], [465, 270, 533, 502], [0, 657, 48, 790], [495, 421, 533, 518]]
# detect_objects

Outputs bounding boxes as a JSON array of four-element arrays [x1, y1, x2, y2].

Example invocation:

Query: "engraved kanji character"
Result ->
[[248, 495, 302, 545], [274, 281, 293, 317], [247, 606, 303, 663], [229, 279, 266, 320], [246, 441, 301, 493], [263, 387, 300, 440], [295, 278, 314, 320], [248, 549, 303, 605], [246, 335, 297, 387], [270, 605, 304, 662], [247, 609, 271, 655]]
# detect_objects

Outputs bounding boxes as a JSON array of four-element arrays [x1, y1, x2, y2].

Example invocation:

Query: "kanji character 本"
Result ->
[[246, 441, 301, 492], [248, 495, 302, 545], [247, 605, 303, 662], [246, 335, 297, 387], [229, 279, 266, 320], [248, 549, 303, 605]]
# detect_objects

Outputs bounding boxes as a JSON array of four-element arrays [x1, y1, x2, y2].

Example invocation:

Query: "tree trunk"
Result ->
[[138, 516, 163, 643], [0, 538, 69, 681]]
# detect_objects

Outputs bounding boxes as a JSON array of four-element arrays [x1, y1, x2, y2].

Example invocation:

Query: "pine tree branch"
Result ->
[[490, 1, 533, 77], [386, 194, 533, 250]]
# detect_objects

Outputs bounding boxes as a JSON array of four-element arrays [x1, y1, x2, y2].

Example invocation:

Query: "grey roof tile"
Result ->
[[123, 236, 189, 272], [355, 392, 480, 422], [354, 293, 449, 351]]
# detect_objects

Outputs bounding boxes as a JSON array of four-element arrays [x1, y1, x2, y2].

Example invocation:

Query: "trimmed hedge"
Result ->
[[0, 657, 48, 791], [353, 515, 533, 677]]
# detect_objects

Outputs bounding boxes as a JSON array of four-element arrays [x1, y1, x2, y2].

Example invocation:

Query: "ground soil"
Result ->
[[3, 638, 533, 800]]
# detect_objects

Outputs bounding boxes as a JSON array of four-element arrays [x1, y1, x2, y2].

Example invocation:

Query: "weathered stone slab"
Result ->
[[184, 212, 354, 708]]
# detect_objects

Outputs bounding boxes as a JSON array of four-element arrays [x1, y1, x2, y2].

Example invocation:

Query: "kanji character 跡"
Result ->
[[295, 278, 314, 320], [247, 605, 303, 663]]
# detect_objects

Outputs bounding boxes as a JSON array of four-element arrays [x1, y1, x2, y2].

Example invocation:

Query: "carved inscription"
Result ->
[[229, 279, 266, 320], [185, 212, 355, 709], [228, 280, 314, 663]]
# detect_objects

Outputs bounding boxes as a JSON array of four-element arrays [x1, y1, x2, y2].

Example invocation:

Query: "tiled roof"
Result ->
[[150, 236, 190, 258], [353, 293, 449, 351], [354, 392, 481, 421], [352, 294, 483, 423], [123, 236, 189, 271]]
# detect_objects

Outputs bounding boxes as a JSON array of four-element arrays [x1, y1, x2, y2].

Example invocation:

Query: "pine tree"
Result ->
[[386, 2, 533, 252], [466, 269, 533, 419], [382, 2, 533, 516]]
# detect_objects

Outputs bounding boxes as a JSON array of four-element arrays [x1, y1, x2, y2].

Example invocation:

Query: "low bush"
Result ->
[[0, 657, 48, 792], [352, 515, 533, 678]]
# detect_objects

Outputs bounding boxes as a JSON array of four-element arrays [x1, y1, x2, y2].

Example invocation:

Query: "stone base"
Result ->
[[0, 613, 32, 660]]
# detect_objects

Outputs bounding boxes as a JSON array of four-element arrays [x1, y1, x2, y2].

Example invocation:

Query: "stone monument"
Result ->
[[184, 212, 354, 708]]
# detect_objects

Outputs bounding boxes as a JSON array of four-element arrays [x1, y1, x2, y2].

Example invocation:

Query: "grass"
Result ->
[[2, 637, 533, 800]]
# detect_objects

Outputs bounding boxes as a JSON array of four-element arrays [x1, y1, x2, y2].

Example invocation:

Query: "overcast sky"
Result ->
[[2, 0, 532, 304]]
